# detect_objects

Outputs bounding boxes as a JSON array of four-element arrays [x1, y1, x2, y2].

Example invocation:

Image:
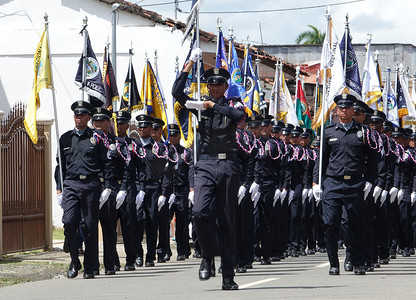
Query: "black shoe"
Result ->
[[329, 267, 340, 275], [379, 258, 389, 265], [157, 257, 166, 263], [236, 265, 247, 273], [307, 249, 316, 255], [245, 263, 253, 269], [114, 265, 120, 272], [290, 250, 298, 257], [354, 265, 366, 275], [199, 258, 212, 280], [338, 244, 345, 249], [124, 264, 135, 271], [218, 265, 222, 274], [403, 250, 410, 257], [389, 252, 397, 259], [83, 271, 95, 279], [365, 263, 374, 272], [67, 261, 81, 279], [211, 260, 216, 277], [299, 249, 307, 256], [271, 256, 281, 262], [319, 247, 327, 253], [344, 257, 353, 272], [397, 248, 403, 255], [193, 251, 202, 258], [135, 257, 143, 267], [222, 277, 238, 290], [410, 248, 415, 255], [261, 258, 271, 265], [253, 256, 261, 262], [177, 255, 186, 261], [373, 262, 381, 268], [105, 269, 116, 275], [145, 260, 155, 267], [93, 270, 100, 276], [164, 254, 171, 262]]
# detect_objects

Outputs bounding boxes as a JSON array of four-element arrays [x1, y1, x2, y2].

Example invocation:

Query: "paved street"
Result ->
[[1, 240, 416, 299]]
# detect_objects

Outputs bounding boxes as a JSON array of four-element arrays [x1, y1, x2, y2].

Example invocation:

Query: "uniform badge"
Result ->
[[109, 144, 116, 151], [90, 137, 96, 145], [357, 131, 363, 139], [139, 147, 144, 157], [181, 153, 185, 160], [128, 144, 133, 151], [152, 144, 158, 155], [265, 142, 271, 153], [214, 68, 219, 75]]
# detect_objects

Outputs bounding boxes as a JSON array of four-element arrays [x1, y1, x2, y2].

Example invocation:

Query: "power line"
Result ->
[[141, 0, 192, 7], [183, 0, 364, 14]]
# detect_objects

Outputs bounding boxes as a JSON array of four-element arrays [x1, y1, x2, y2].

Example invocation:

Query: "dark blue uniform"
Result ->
[[313, 120, 378, 270], [172, 70, 245, 281]]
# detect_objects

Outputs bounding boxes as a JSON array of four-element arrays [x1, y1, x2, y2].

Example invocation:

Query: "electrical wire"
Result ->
[[141, 0, 192, 7]]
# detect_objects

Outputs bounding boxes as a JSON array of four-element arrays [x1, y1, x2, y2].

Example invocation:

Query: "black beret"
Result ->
[[203, 67, 230, 85], [115, 110, 131, 123], [71, 100, 93, 115], [334, 94, 356, 108], [92, 107, 112, 121]]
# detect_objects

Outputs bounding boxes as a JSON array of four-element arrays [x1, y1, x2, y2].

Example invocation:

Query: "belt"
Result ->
[[100, 178, 122, 185], [333, 174, 365, 180], [199, 153, 236, 160], [77, 174, 97, 180]]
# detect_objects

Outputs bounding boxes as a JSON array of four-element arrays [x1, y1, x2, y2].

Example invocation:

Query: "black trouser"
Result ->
[[398, 188, 412, 251], [258, 180, 275, 260], [389, 197, 400, 254], [96, 182, 118, 272], [253, 203, 262, 258], [374, 196, 390, 261], [235, 186, 254, 266], [169, 189, 191, 257], [301, 196, 316, 251], [272, 195, 284, 258], [322, 176, 366, 267], [315, 199, 325, 249], [192, 158, 239, 278], [289, 184, 302, 251], [157, 195, 171, 260], [364, 193, 375, 265], [142, 181, 161, 262], [115, 183, 138, 266], [62, 177, 100, 273]]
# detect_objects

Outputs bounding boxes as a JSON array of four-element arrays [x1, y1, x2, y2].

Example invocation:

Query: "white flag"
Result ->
[[399, 72, 416, 118], [280, 72, 299, 126], [362, 43, 382, 110]]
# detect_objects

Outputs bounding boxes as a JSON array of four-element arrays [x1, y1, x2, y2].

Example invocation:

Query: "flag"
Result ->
[[340, 30, 362, 99], [216, 30, 228, 70], [396, 71, 416, 118], [412, 77, 416, 108], [102, 46, 119, 135], [268, 66, 279, 117], [227, 40, 247, 101], [241, 49, 260, 115], [384, 70, 399, 126], [376, 60, 384, 110], [279, 72, 299, 125], [296, 78, 312, 128], [254, 63, 267, 112], [314, 16, 345, 128], [142, 61, 168, 136], [182, 0, 204, 45], [120, 57, 142, 112], [24, 27, 52, 144], [361, 43, 382, 109], [74, 33, 106, 107]]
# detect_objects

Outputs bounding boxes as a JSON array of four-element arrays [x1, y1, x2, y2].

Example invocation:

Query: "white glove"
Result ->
[[188, 190, 194, 207], [238, 185, 247, 205], [136, 190, 145, 210], [312, 185, 322, 201], [380, 190, 388, 207], [389, 187, 399, 203], [190, 47, 202, 62], [280, 189, 288, 201], [288, 190, 295, 205], [302, 189, 308, 204], [373, 186, 382, 202], [249, 182, 260, 197], [308, 189, 313, 202], [158, 195, 166, 212], [252, 191, 261, 208], [168, 194, 176, 209], [116, 190, 127, 210], [185, 101, 206, 111], [273, 189, 281, 207], [364, 182, 372, 201], [411, 192, 416, 206], [315, 198, 321, 207], [99, 188, 111, 209], [397, 189, 404, 204], [57, 193, 63, 208]]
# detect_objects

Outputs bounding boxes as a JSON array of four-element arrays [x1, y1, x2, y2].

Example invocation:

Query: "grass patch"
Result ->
[[0, 277, 29, 288], [53, 227, 65, 240]]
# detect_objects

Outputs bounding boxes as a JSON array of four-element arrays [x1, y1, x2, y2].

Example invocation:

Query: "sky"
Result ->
[[138, 0, 416, 46]]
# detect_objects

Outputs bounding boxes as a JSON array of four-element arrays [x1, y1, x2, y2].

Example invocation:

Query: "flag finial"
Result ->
[[44, 13, 48, 24], [217, 18, 222, 32], [228, 26, 234, 40]]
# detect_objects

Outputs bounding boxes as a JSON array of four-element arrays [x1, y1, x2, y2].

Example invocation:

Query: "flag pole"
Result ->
[[243, 38, 249, 88], [80, 16, 88, 102], [216, 18, 222, 65], [295, 66, 300, 111], [44, 13, 64, 191], [154, 49, 159, 79], [277, 61, 282, 120], [314, 69, 320, 118], [128, 44, 133, 112], [343, 14, 349, 78], [384, 67, 390, 115], [318, 11, 330, 194], [273, 61, 279, 119], [193, 11, 201, 164], [143, 52, 149, 115], [111, 3, 120, 111], [228, 26, 234, 66]]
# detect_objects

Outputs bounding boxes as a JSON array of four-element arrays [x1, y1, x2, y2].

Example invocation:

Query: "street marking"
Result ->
[[239, 278, 279, 289], [315, 262, 330, 268]]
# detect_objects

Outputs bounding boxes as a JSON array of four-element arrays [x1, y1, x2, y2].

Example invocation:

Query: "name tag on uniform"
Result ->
[[329, 138, 338, 142], [201, 115, 208, 120], [63, 147, 70, 150]]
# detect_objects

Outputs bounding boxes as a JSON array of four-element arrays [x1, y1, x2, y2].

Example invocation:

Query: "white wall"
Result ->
[[0, 0, 214, 227]]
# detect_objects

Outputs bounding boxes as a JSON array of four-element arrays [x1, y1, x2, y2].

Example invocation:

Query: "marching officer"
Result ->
[[312, 94, 378, 276], [56, 101, 113, 279], [172, 48, 245, 290]]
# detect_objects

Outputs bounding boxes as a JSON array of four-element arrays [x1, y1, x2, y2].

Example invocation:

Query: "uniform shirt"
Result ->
[[288, 144, 308, 189], [55, 127, 113, 190], [161, 144, 194, 196], [304, 146, 317, 190], [236, 128, 255, 187], [115, 135, 136, 191], [142, 138, 167, 185], [313, 120, 378, 184], [172, 71, 245, 154]]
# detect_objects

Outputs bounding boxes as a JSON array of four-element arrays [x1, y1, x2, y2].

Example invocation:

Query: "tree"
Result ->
[[295, 25, 325, 44]]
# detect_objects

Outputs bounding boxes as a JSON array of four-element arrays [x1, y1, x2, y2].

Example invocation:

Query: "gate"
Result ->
[[1, 103, 46, 253]]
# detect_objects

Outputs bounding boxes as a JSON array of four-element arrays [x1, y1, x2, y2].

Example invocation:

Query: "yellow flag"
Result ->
[[24, 28, 52, 144]]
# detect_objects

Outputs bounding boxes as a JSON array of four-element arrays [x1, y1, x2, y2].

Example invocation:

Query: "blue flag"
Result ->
[[241, 49, 260, 115], [396, 72, 408, 118], [340, 31, 362, 99], [216, 30, 228, 70], [227, 40, 246, 100]]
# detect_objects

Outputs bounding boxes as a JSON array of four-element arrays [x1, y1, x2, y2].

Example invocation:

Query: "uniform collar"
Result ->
[[335, 120, 359, 131]]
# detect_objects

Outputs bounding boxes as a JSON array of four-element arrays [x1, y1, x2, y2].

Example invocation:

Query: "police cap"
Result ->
[[353, 100, 372, 114], [410, 130, 416, 140], [247, 115, 264, 128], [312, 136, 321, 147], [282, 123, 295, 136], [204, 67, 230, 85], [301, 128, 314, 138], [291, 126, 303, 137], [168, 124, 180, 136], [271, 120, 285, 133], [115, 110, 131, 123], [383, 120, 394, 133], [370, 110, 386, 123], [152, 117, 165, 130], [92, 107, 112, 121], [71, 100, 93, 115], [404, 127, 413, 139], [334, 94, 356, 108], [261, 114, 274, 126], [391, 127, 405, 138], [136, 114, 154, 128]]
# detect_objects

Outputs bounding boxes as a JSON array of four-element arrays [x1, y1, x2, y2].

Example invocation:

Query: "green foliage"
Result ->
[[295, 25, 325, 44]]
